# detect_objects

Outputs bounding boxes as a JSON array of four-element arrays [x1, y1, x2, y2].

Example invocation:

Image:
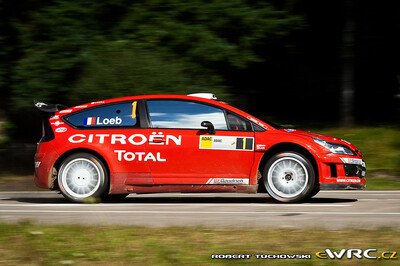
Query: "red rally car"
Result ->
[[34, 93, 366, 203]]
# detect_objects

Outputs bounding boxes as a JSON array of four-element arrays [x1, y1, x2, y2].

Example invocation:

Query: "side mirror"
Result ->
[[201, 121, 215, 134]]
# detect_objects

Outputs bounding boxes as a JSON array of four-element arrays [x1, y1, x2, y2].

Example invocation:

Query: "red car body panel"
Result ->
[[34, 94, 366, 197]]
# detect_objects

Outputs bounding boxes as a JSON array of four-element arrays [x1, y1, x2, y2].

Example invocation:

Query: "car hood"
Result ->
[[278, 128, 353, 146]]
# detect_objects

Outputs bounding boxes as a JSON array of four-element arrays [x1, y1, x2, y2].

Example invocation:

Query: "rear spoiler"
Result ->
[[34, 101, 68, 113]]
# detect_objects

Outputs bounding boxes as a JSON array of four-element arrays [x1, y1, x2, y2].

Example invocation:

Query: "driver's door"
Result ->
[[143, 99, 255, 185]]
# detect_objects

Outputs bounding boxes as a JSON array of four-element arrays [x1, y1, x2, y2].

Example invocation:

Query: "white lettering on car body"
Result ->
[[95, 116, 122, 125], [114, 150, 166, 162], [68, 133, 182, 146]]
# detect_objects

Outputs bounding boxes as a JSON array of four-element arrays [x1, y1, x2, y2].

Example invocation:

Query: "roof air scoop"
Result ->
[[187, 93, 217, 100]]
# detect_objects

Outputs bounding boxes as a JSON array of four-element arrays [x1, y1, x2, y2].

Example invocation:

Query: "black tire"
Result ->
[[309, 186, 320, 198], [263, 152, 316, 203], [58, 153, 108, 203]]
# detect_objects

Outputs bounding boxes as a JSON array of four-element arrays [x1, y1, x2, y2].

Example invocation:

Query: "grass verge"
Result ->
[[316, 126, 400, 173], [0, 222, 399, 265], [315, 126, 400, 190]]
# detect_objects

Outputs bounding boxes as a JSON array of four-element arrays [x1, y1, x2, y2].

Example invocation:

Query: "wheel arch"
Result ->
[[257, 142, 319, 192], [52, 148, 110, 192]]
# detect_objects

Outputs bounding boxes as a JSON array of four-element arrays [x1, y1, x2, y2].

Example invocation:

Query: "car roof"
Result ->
[[63, 94, 229, 113], [56, 93, 271, 130]]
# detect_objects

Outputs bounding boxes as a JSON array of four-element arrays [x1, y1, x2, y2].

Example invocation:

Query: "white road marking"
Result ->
[[0, 210, 399, 215], [1, 190, 400, 194], [0, 191, 57, 194], [320, 190, 400, 193], [0, 203, 353, 207]]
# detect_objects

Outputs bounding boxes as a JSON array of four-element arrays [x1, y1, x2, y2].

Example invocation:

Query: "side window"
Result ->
[[147, 100, 227, 129], [65, 102, 138, 127], [227, 113, 252, 131]]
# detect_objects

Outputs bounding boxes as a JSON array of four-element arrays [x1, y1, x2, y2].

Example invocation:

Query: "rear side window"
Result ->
[[147, 100, 227, 129], [64, 102, 138, 128]]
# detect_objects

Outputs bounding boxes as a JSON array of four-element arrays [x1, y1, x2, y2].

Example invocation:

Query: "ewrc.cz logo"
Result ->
[[316, 249, 398, 260]]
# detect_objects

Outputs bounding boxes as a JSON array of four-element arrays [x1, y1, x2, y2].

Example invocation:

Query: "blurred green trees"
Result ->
[[1, 0, 399, 142], [4, 0, 301, 110]]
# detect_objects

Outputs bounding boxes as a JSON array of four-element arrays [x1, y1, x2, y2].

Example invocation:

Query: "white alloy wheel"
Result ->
[[58, 153, 107, 202], [264, 152, 315, 203]]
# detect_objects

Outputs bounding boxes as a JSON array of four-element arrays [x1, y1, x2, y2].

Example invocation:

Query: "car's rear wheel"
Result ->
[[58, 153, 108, 203], [263, 152, 315, 203]]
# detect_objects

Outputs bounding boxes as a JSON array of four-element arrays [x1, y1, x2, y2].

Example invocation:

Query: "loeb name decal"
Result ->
[[84, 116, 122, 126], [199, 135, 254, 151]]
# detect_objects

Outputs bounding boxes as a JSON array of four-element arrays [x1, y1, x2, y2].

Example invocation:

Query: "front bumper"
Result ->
[[318, 155, 366, 189]]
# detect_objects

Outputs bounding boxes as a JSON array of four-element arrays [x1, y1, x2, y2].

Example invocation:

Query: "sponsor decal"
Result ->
[[256, 144, 266, 150], [340, 157, 366, 167], [199, 135, 254, 151], [50, 115, 59, 120], [69, 133, 180, 163], [59, 109, 72, 114], [206, 178, 249, 185], [84, 116, 122, 126], [74, 105, 88, 109], [246, 116, 267, 129], [90, 101, 105, 104], [51, 121, 64, 126], [148, 132, 167, 145], [200, 136, 213, 148], [114, 150, 166, 162], [55, 127, 67, 133], [336, 178, 361, 183], [68, 133, 181, 146]]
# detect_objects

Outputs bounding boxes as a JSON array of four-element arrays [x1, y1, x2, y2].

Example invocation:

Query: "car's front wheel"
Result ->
[[58, 153, 108, 202], [263, 152, 316, 203]]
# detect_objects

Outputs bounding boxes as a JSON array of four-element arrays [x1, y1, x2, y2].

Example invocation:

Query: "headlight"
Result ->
[[313, 138, 355, 155]]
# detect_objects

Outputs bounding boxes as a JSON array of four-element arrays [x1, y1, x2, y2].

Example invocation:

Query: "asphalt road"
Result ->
[[0, 191, 399, 229]]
